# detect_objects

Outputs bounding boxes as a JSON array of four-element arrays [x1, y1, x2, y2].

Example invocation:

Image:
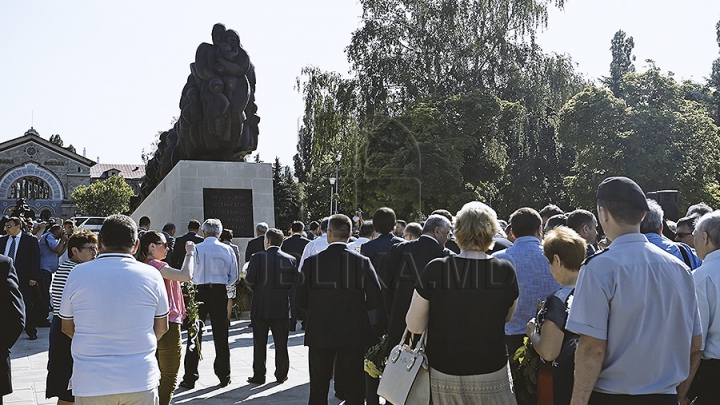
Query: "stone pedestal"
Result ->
[[131, 161, 274, 254]]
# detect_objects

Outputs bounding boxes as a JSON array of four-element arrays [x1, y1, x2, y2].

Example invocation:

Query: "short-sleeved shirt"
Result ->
[[566, 233, 702, 395], [693, 249, 720, 358], [645, 233, 702, 270], [416, 256, 518, 375], [59, 253, 169, 397], [39, 232, 60, 272], [535, 286, 578, 405], [51, 260, 78, 316]]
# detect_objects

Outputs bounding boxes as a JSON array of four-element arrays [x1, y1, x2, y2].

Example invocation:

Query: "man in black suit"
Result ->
[[281, 221, 311, 260], [245, 228, 298, 385], [1, 254, 25, 405], [281, 221, 311, 331], [0, 217, 40, 340], [245, 222, 268, 263], [359, 207, 404, 405], [431, 209, 461, 254], [171, 220, 204, 269], [161, 222, 176, 266], [385, 214, 454, 343], [296, 214, 383, 405]]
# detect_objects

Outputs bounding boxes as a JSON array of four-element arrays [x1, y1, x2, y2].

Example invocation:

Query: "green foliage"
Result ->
[[601, 30, 636, 98], [558, 67, 720, 211], [71, 175, 135, 216], [273, 157, 302, 233], [708, 17, 720, 125], [347, 0, 565, 112], [511, 337, 539, 405]]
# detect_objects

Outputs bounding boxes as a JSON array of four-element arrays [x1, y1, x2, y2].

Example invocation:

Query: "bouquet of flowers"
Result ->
[[364, 334, 393, 378], [182, 283, 204, 359]]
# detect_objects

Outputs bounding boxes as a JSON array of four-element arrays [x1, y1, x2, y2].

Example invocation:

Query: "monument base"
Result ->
[[131, 160, 274, 255]]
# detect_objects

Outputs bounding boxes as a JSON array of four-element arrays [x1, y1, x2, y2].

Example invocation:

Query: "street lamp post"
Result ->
[[335, 152, 342, 214], [329, 177, 336, 217]]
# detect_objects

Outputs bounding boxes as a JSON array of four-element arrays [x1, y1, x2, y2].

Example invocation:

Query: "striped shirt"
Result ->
[[51, 260, 78, 316]]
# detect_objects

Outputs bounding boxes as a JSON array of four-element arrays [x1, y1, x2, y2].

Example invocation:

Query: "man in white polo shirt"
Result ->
[[59, 215, 169, 405]]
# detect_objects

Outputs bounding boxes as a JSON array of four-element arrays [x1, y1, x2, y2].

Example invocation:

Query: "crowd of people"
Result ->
[[2, 175, 720, 405]]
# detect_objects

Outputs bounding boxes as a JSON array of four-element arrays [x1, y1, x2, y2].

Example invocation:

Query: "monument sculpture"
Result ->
[[140, 23, 260, 199]]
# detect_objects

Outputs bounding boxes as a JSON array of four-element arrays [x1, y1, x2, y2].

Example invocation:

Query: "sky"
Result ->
[[1, 1, 719, 169]]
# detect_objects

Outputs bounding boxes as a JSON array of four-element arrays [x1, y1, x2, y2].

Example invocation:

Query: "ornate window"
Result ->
[[8, 177, 51, 200]]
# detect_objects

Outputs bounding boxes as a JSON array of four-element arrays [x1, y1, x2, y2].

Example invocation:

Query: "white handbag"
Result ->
[[377, 328, 430, 405]]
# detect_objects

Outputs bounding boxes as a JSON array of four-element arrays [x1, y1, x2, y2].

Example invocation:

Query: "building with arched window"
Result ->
[[0, 128, 96, 219]]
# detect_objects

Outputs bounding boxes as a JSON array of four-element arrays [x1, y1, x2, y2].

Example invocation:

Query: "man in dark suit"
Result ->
[[296, 214, 383, 405], [1, 254, 25, 405], [281, 221, 311, 331], [431, 209, 461, 254], [171, 220, 204, 269], [385, 214, 454, 343], [281, 221, 311, 260], [161, 222, 176, 267], [245, 228, 298, 385], [244, 222, 268, 263], [359, 207, 404, 405], [0, 217, 40, 340]]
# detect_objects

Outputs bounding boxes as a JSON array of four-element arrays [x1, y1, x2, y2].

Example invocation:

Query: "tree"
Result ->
[[709, 17, 720, 125], [293, 125, 313, 183], [273, 157, 302, 232], [71, 175, 135, 216], [49, 134, 64, 147], [295, 0, 586, 219], [558, 66, 720, 211], [601, 30, 636, 98]]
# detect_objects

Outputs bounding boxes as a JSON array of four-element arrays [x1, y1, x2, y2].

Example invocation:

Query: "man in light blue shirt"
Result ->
[[641, 198, 702, 270], [180, 218, 238, 389], [567, 177, 701, 405], [686, 210, 720, 403], [494, 207, 561, 358], [38, 224, 68, 324]]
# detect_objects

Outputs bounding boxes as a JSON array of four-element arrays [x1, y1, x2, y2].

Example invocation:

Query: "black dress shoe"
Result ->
[[28, 334, 38, 340], [276, 376, 288, 384], [247, 376, 265, 384], [219, 379, 231, 387], [178, 380, 195, 389]]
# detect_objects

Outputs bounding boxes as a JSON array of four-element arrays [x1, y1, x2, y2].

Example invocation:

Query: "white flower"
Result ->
[[566, 295, 574, 313]]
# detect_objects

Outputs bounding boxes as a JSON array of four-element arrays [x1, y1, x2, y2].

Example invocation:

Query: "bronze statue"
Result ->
[[140, 23, 260, 200]]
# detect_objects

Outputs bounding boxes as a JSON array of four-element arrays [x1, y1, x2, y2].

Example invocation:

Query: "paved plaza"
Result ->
[[6, 317, 348, 405]]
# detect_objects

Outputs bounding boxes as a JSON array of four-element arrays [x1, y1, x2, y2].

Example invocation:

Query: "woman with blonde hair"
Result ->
[[406, 201, 519, 404], [138, 231, 195, 405], [526, 226, 586, 405]]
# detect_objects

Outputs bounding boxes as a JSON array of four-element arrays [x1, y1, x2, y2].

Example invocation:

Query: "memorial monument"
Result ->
[[133, 23, 273, 248]]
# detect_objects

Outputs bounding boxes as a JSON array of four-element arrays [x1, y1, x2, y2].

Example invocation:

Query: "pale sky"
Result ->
[[1, 1, 719, 169]]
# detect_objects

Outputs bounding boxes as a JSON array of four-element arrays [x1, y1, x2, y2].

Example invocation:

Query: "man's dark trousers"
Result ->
[[308, 346, 364, 405], [182, 284, 230, 383], [251, 317, 289, 381]]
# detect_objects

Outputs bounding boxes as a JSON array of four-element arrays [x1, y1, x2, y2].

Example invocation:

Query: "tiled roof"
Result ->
[[90, 163, 145, 180]]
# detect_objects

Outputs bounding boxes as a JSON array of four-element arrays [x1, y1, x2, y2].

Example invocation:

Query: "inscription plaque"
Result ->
[[203, 188, 254, 237]]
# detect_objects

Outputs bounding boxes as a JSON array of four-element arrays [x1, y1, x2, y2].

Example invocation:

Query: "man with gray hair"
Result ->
[[180, 219, 238, 389], [641, 198, 702, 270], [245, 222, 269, 263], [686, 211, 720, 403], [59, 215, 169, 405], [385, 214, 454, 343]]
